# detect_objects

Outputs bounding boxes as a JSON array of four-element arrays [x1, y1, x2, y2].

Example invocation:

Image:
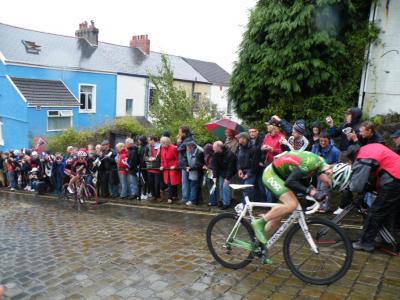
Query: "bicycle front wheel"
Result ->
[[283, 217, 353, 285], [206, 213, 256, 269]]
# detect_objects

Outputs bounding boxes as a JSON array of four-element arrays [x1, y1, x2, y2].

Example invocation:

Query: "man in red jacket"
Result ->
[[347, 143, 400, 251]]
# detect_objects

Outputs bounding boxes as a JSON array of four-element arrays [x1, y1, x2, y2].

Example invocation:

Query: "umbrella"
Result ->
[[205, 118, 245, 140]]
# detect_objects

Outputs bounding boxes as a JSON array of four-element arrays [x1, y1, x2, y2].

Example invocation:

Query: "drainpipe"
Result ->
[[358, 0, 378, 110], [144, 78, 150, 119]]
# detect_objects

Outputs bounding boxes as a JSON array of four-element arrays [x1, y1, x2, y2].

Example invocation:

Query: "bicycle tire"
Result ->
[[283, 217, 353, 285], [206, 213, 255, 269]]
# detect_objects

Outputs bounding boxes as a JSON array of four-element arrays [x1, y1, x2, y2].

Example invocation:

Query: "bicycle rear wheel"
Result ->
[[78, 184, 98, 210], [283, 217, 353, 285], [206, 213, 256, 269]]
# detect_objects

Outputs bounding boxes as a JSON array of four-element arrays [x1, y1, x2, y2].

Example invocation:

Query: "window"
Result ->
[[47, 110, 73, 131], [149, 88, 156, 106], [227, 99, 232, 116], [79, 84, 96, 113], [0, 119, 4, 146], [126, 99, 133, 115], [193, 92, 201, 101]]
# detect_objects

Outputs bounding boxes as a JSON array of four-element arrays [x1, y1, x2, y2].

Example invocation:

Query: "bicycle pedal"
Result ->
[[261, 256, 273, 265]]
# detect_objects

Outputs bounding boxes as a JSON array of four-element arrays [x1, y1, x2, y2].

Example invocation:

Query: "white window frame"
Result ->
[[125, 98, 134, 116], [0, 120, 4, 146], [47, 110, 73, 132], [79, 84, 96, 113]]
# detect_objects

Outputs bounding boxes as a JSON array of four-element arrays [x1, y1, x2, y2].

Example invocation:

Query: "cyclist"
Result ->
[[346, 143, 400, 252], [67, 149, 88, 194], [252, 151, 351, 245]]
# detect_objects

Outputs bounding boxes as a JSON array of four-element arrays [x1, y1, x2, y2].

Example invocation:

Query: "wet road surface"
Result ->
[[0, 192, 399, 300]]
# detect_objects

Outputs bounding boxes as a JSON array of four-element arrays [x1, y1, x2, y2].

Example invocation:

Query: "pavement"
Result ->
[[0, 191, 399, 300]]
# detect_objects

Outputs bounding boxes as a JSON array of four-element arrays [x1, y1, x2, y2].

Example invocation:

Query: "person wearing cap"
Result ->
[[184, 141, 204, 206], [272, 115, 309, 151], [262, 118, 285, 165], [99, 140, 119, 198], [346, 143, 400, 252], [390, 129, 400, 154], [237, 132, 261, 203]]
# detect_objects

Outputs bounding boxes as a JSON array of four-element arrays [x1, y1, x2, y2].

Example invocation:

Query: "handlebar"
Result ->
[[304, 196, 320, 215]]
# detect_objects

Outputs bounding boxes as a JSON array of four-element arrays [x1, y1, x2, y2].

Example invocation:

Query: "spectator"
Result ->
[[347, 121, 384, 146], [203, 143, 217, 207], [0, 152, 5, 188], [249, 127, 268, 202], [66, 146, 74, 158], [211, 141, 236, 209], [101, 140, 119, 198], [390, 129, 400, 154], [95, 144, 102, 156], [145, 136, 161, 202], [177, 126, 194, 203], [262, 118, 285, 164], [278, 118, 309, 151], [5, 153, 17, 191], [224, 129, 239, 154], [248, 127, 264, 148], [310, 120, 322, 145], [326, 107, 362, 150], [138, 136, 150, 200], [185, 141, 204, 206], [116, 143, 129, 199], [125, 138, 139, 199], [160, 136, 181, 204], [51, 153, 65, 196], [311, 132, 340, 212], [236, 132, 260, 202], [337, 121, 384, 214], [347, 143, 400, 252]]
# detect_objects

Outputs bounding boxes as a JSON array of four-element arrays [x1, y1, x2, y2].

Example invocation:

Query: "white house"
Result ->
[[359, 0, 400, 116]]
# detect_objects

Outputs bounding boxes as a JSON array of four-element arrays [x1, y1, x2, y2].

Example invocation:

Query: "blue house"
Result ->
[[0, 21, 229, 151]]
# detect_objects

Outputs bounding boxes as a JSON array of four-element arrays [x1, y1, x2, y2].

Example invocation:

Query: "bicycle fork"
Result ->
[[298, 211, 319, 254]]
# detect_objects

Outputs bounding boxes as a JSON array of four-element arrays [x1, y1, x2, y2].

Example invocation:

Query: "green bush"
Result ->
[[45, 118, 147, 153]]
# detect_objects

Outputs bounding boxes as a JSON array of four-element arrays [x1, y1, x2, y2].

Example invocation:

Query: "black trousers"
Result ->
[[361, 180, 400, 244], [97, 170, 109, 197], [148, 172, 161, 198]]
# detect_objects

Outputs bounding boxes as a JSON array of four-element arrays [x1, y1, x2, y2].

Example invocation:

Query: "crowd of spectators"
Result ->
[[0, 107, 399, 213]]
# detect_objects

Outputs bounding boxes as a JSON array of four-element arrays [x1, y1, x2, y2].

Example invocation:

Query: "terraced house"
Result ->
[[0, 21, 231, 150]]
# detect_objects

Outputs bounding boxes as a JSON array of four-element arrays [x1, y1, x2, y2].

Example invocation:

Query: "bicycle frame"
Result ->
[[226, 193, 319, 253]]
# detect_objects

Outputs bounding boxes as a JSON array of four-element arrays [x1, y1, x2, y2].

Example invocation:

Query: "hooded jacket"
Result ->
[[177, 133, 194, 168], [328, 107, 362, 151]]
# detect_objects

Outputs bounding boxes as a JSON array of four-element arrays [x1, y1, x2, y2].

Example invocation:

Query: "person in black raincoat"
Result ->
[[326, 107, 363, 151]]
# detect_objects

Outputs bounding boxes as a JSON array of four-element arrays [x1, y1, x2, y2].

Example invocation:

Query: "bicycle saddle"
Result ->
[[229, 184, 254, 190]]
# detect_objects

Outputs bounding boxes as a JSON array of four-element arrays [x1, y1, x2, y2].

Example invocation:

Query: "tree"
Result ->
[[148, 54, 216, 145], [229, 0, 376, 124]]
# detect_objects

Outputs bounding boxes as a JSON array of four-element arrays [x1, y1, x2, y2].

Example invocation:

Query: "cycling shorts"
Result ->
[[262, 164, 289, 198]]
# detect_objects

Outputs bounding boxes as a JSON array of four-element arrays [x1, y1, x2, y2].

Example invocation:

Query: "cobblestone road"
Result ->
[[0, 192, 399, 300]]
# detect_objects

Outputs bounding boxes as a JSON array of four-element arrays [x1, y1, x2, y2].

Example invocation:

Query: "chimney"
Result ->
[[130, 35, 150, 55], [75, 20, 99, 46]]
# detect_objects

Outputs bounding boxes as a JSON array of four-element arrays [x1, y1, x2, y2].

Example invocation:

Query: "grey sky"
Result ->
[[0, 0, 257, 73]]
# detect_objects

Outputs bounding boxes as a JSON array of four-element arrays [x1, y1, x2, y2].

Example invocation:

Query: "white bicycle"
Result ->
[[206, 184, 353, 285]]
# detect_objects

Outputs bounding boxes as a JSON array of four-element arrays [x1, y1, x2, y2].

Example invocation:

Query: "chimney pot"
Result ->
[[130, 34, 150, 55]]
